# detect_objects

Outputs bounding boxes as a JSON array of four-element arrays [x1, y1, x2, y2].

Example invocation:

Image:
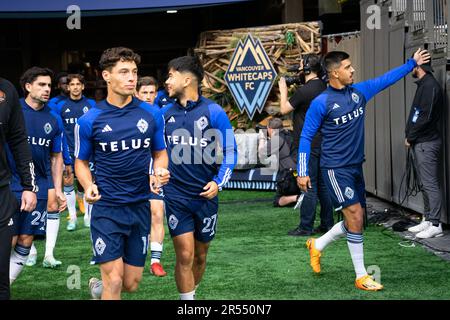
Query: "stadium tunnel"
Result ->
[[0, 0, 360, 95]]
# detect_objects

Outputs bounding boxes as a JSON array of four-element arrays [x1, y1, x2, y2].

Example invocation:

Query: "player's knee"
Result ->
[[194, 251, 207, 267], [17, 235, 33, 247], [177, 249, 194, 266], [47, 201, 59, 212], [123, 279, 140, 293], [151, 210, 164, 225], [105, 275, 123, 293]]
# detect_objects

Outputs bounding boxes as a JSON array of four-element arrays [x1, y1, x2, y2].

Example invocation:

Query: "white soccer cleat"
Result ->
[[25, 254, 37, 267], [67, 220, 77, 231], [42, 256, 62, 268], [416, 224, 443, 239], [408, 220, 431, 233], [89, 277, 103, 300]]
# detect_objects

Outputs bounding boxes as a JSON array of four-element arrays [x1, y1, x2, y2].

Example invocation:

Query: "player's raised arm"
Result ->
[[353, 48, 430, 102]]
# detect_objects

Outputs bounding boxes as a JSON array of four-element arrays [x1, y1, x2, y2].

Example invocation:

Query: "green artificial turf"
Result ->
[[11, 190, 450, 300]]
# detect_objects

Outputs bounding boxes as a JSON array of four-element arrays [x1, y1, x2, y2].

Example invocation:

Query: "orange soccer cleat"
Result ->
[[306, 238, 321, 274], [150, 262, 167, 277]]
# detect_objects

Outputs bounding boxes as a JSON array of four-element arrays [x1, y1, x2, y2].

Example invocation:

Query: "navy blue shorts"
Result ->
[[165, 196, 219, 243], [149, 188, 164, 201], [12, 198, 47, 236], [90, 201, 150, 267], [321, 164, 366, 210]]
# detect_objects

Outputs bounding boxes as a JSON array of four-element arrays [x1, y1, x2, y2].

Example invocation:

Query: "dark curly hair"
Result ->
[[20, 66, 54, 95], [99, 47, 141, 71]]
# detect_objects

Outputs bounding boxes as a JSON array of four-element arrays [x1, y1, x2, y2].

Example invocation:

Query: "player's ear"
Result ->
[[25, 82, 33, 94], [102, 70, 111, 84], [183, 74, 191, 88]]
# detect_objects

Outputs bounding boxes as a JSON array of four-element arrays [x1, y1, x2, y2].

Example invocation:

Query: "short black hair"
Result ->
[[168, 55, 204, 84], [323, 51, 350, 73], [55, 71, 68, 83], [137, 76, 158, 92], [303, 54, 323, 74], [268, 117, 283, 130], [20, 66, 54, 95], [99, 47, 141, 71]]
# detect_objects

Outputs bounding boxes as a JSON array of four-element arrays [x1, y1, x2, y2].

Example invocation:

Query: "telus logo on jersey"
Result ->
[[167, 135, 209, 148], [98, 138, 151, 152], [65, 117, 79, 124], [28, 136, 51, 147], [333, 107, 364, 125]]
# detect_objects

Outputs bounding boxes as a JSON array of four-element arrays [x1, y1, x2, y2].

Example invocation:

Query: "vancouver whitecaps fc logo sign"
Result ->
[[137, 118, 148, 134], [44, 123, 52, 134], [225, 33, 277, 120], [83, 106, 89, 113], [352, 93, 360, 104]]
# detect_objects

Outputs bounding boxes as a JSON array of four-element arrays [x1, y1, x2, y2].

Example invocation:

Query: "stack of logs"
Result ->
[[194, 22, 321, 129]]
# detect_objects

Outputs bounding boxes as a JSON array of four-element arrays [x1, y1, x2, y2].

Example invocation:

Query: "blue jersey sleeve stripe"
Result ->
[[209, 104, 237, 190], [74, 124, 80, 158], [297, 95, 327, 176]]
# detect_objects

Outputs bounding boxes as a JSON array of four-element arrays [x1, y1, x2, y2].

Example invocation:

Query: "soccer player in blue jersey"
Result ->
[[297, 48, 430, 291], [163, 56, 237, 300], [8, 67, 67, 283], [75, 47, 170, 300], [48, 72, 69, 107], [135, 76, 167, 277], [52, 74, 96, 231]]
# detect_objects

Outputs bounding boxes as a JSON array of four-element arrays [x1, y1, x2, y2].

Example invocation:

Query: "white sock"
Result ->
[[150, 242, 163, 264], [65, 185, 77, 221], [10, 244, 31, 283], [180, 290, 196, 300], [30, 242, 37, 256], [45, 211, 60, 258], [315, 221, 347, 251], [347, 232, 367, 279], [83, 198, 91, 225]]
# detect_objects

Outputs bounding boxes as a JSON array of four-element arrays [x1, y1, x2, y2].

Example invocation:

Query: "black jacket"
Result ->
[[405, 73, 444, 144], [0, 78, 36, 191]]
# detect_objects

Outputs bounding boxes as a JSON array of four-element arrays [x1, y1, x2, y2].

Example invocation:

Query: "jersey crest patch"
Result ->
[[137, 118, 148, 134], [196, 116, 209, 131], [44, 123, 52, 134], [83, 106, 89, 113], [352, 93, 360, 104]]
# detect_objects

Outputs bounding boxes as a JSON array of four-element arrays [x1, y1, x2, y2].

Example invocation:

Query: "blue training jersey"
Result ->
[[48, 94, 67, 109], [51, 96, 96, 155], [155, 89, 174, 107], [75, 97, 166, 205], [7, 99, 64, 199], [162, 96, 237, 199], [298, 58, 417, 176]]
